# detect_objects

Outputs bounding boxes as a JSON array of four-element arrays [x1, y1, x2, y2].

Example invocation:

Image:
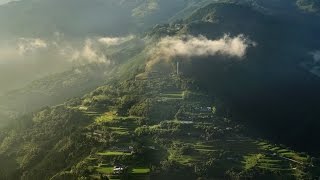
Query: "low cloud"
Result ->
[[98, 35, 134, 46], [311, 51, 320, 62], [17, 38, 48, 55], [0, 34, 139, 93], [70, 39, 108, 64], [1, 35, 136, 65], [0, 36, 112, 65], [147, 34, 256, 69]]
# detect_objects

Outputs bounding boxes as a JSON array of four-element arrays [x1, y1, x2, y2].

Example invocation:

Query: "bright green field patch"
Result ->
[[96, 167, 114, 174], [257, 166, 293, 172], [84, 111, 100, 114], [117, 116, 142, 120], [280, 152, 298, 157], [131, 168, 150, 174], [280, 153, 308, 162], [113, 131, 130, 135], [259, 159, 282, 163], [258, 162, 286, 169], [194, 144, 214, 149], [171, 155, 199, 165], [84, 111, 102, 117], [160, 92, 184, 100], [270, 147, 281, 151], [260, 144, 273, 150], [277, 149, 291, 153], [97, 151, 131, 156], [161, 92, 183, 97], [196, 148, 216, 152], [110, 127, 129, 131], [256, 141, 268, 146], [243, 154, 264, 170], [95, 114, 116, 123]]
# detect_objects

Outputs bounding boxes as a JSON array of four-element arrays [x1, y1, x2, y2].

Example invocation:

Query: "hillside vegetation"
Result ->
[[1, 75, 319, 179], [1, 1, 320, 179]]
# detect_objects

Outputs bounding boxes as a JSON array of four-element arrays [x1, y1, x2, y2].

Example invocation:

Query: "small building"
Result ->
[[113, 165, 127, 174]]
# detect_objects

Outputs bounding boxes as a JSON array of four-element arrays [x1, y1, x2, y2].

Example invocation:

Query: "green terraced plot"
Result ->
[[96, 167, 114, 174], [95, 112, 117, 123], [83, 111, 102, 117], [131, 168, 150, 174], [277, 149, 291, 153], [110, 127, 128, 130], [196, 148, 216, 152], [109, 127, 130, 134], [160, 91, 184, 100], [97, 151, 131, 156]]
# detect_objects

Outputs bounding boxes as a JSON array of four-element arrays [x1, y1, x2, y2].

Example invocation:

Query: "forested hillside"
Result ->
[[1, 75, 319, 179], [1, 0, 320, 179]]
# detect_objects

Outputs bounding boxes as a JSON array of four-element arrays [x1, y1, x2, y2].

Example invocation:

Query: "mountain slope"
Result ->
[[169, 2, 320, 152], [1, 75, 319, 179], [1, 1, 320, 179]]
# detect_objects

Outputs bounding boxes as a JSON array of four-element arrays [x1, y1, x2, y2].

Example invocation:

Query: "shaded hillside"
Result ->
[[174, 3, 320, 152]]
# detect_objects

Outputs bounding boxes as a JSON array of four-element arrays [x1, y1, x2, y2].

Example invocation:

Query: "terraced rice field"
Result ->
[[97, 151, 132, 156], [167, 135, 311, 179], [159, 91, 184, 100], [95, 166, 150, 180]]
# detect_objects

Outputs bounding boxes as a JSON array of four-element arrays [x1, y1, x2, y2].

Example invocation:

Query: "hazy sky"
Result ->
[[0, 0, 17, 5]]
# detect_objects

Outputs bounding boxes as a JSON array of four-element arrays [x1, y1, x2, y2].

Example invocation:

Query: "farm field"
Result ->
[[71, 85, 318, 179]]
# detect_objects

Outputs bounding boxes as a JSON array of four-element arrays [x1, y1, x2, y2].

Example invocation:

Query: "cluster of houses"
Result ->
[[85, 129, 108, 143], [177, 105, 215, 122], [113, 165, 128, 174]]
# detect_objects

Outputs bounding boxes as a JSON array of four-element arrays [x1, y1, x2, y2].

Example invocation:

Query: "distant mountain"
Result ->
[[0, 0, 195, 38], [0, 0, 309, 38], [0, 0, 134, 37]]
